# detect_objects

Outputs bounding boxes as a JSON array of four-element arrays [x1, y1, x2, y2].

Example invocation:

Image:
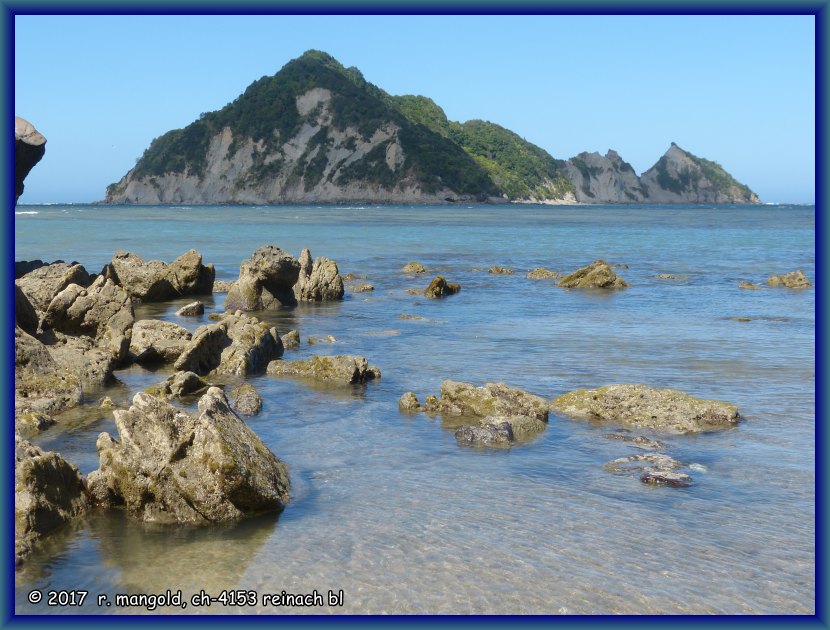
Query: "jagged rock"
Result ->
[[307, 335, 336, 345], [230, 384, 263, 416], [551, 383, 739, 433], [129, 319, 192, 364], [398, 391, 421, 412], [402, 261, 427, 273], [15, 260, 50, 279], [281, 330, 300, 350], [15, 436, 88, 565], [15, 284, 39, 336], [212, 280, 234, 293], [424, 381, 549, 423], [527, 268, 560, 280], [455, 422, 514, 448], [15, 326, 82, 417], [174, 312, 283, 376], [267, 355, 380, 384], [739, 281, 762, 290], [45, 332, 117, 386], [102, 249, 214, 302], [17, 262, 91, 316], [557, 260, 627, 289], [479, 414, 547, 441], [424, 276, 461, 298], [351, 283, 374, 293], [15, 411, 57, 437], [15, 116, 46, 204], [41, 276, 134, 362], [767, 270, 811, 289], [293, 248, 345, 302], [602, 433, 665, 450], [488, 266, 514, 275], [176, 301, 205, 316], [87, 388, 290, 524], [225, 245, 301, 311], [145, 371, 211, 399], [564, 149, 647, 204]]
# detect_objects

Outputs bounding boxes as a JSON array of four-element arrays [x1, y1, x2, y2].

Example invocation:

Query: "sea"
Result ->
[[13, 203, 815, 615]]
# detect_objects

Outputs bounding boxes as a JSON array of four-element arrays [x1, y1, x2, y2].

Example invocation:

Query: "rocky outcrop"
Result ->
[[230, 383, 263, 416], [565, 150, 646, 203], [102, 249, 214, 302], [424, 276, 461, 298], [15, 436, 89, 565], [174, 312, 283, 376], [398, 391, 421, 412], [557, 260, 627, 289], [767, 270, 811, 289], [402, 261, 427, 274], [145, 371, 211, 399], [293, 248, 344, 302], [550, 383, 739, 433], [45, 332, 118, 386], [224, 245, 301, 311], [15, 326, 82, 417], [15, 284, 39, 336], [87, 388, 290, 524], [424, 381, 549, 423], [129, 319, 192, 364], [526, 268, 560, 280], [488, 266, 514, 275], [42, 276, 134, 362], [15, 116, 46, 204], [16, 262, 91, 315], [281, 330, 300, 350], [267, 355, 380, 384]]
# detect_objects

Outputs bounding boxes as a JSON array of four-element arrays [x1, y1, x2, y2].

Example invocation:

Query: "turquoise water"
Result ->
[[14, 204, 815, 614]]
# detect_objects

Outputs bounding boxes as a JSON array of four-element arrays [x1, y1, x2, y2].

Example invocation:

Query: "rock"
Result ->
[[351, 283, 375, 293], [738, 281, 762, 290], [16, 260, 49, 279], [212, 280, 234, 293], [399, 314, 428, 321], [603, 453, 682, 474], [488, 266, 514, 275], [307, 335, 336, 345], [398, 391, 421, 412], [99, 396, 116, 409], [293, 248, 345, 302], [424, 276, 461, 298], [564, 149, 647, 204], [176, 301, 205, 316], [557, 260, 627, 289], [230, 383, 263, 416], [479, 414, 547, 441], [129, 319, 192, 364], [424, 381, 549, 423], [15, 284, 39, 336], [455, 422, 514, 448], [281, 330, 300, 350], [145, 371, 211, 399], [224, 245, 301, 311], [15, 116, 46, 204], [102, 249, 214, 302], [87, 388, 290, 524], [17, 262, 91, 315], [602, 433, 665, 450], [640, 471, 693, 487], [15, 411, 57, 437], [41, 276, 134, 362], [208, 312, 225, 321], [45, 332, 117, 386], [15, 436, 88, 565], [767, 270, 811, 289], [404, 288, 421, 295], [526, 268, 560, 280], [267, 355, 380, 384], [15, 326, 82, 417], [655, 274, 687, 280], [402, 261, 426, 273], [550, 383, 739, 433], [731, 317, 752, 323], [174, 312, 283, 376]]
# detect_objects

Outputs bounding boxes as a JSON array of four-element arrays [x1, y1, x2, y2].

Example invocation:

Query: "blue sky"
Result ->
[[14, 14, 815, 204]]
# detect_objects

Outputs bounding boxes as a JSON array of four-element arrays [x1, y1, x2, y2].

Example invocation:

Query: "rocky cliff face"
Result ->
[[564, 150, 647, 203], [15, 116, 46, 204]]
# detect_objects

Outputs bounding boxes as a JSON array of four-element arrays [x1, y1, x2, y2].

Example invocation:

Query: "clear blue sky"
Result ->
[[14, 14, 815, 204]]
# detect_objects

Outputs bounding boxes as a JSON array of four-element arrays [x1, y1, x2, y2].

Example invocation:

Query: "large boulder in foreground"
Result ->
[[767, 270, 811, 289], [557, 260, 627, 289], [267, 355, 380, 384], [15, 116, 46, 204], [173, 312, 283, 376], [550, 383, 739, 433], [102, 249, 214, 302], [225, 245, 301, 311], [16, 262, 91, 315], [129, 319, 192, 364], [15, 436, 89, 565], [87, 388, 290, 524], [293, 248, 344, 302]]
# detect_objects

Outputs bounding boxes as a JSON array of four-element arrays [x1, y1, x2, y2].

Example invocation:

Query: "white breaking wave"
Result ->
[[15, 210, 39, 215]]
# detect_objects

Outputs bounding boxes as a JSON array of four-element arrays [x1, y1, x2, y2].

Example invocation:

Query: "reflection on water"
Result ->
[[14, 204, 814, 614]]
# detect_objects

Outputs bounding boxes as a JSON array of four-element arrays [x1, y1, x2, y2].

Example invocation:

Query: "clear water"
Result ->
[[14, 204, 815, 615]]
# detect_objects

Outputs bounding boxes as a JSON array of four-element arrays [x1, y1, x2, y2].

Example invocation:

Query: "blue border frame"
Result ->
[[4, 2, 825, 627]]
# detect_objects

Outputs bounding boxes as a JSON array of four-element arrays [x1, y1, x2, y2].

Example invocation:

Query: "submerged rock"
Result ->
[[230, 383, 263, 416], [402, 261, 427, 273], [738, 281, 762, 290], [225, 245, 301, 311], [424, 276, 461, 298], [102, 249, 214, 302], [526, 268, 560, 280], [767, 270, 811, 289], [550, 383, 739, 433], [455, 421, 514, 448], [293, 248, 345, 302], [557, 260, 627, 289], [488, 266, 514, 275], [602, 433, 665, 450], [267, 355, 380, 384], [87, 388, 290, 524], [15, 436, 89, 565], [176, 301, 205, 316], [129, 319, 192, 364], [351, 283, 375, 293], [16, 262, 91, 315], [307, 335, 336, 345]]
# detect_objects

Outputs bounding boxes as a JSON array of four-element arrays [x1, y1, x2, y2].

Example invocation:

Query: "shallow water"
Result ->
[[14, 204, 814, 614]]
